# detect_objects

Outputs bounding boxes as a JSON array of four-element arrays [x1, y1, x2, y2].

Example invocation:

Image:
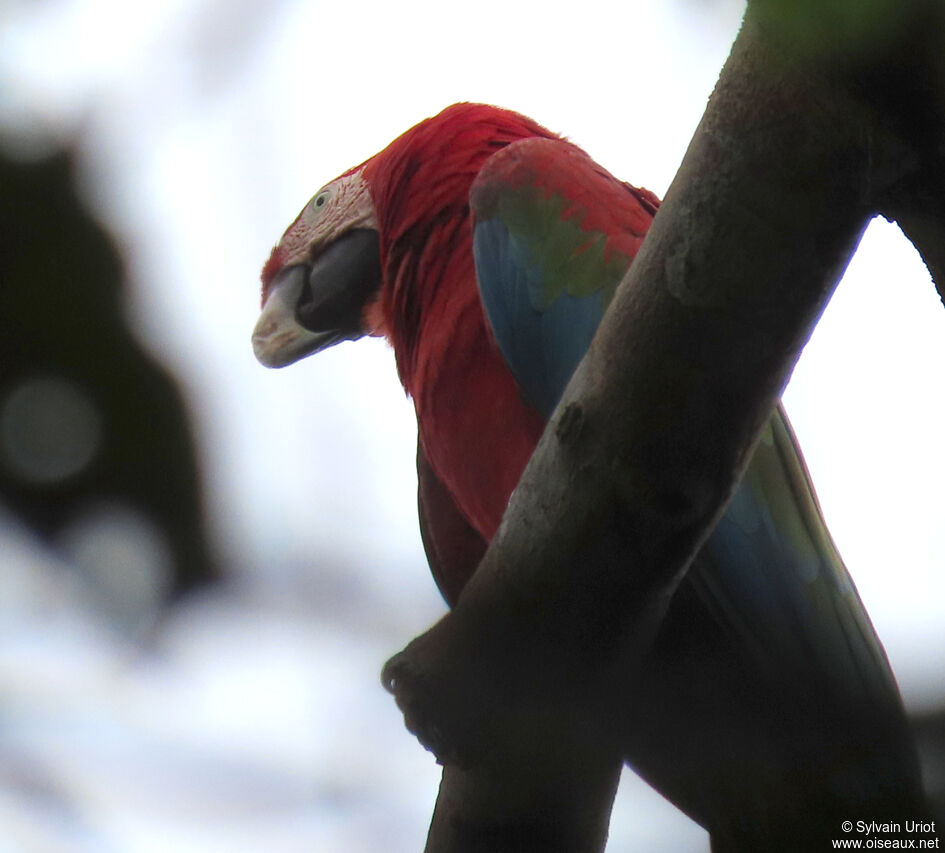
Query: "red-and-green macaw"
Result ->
[[253, 104, 923, 835]]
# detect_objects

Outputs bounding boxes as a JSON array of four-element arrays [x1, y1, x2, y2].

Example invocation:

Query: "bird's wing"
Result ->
[[470, 137, 914, 793], [470, 135, 656, 419], [695, 404, 901, 709]]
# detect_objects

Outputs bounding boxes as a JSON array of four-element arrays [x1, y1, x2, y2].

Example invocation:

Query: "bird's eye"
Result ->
[[311, 190, 331, 211]]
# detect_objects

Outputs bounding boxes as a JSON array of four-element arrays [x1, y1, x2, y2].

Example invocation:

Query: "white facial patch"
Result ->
[[277, 169, 377, 267]]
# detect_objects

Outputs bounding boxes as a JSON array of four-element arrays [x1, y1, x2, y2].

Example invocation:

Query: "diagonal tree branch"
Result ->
[[383, 1, 945, 849]]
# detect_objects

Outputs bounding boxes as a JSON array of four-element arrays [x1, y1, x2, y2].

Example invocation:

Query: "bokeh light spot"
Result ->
[[0, 375, 103, 486], [57, 501, 174, 627]]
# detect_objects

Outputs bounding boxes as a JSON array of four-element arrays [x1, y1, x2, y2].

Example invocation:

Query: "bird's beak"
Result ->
[[253, 264, 331, 367], [252, 228, 381, 368]]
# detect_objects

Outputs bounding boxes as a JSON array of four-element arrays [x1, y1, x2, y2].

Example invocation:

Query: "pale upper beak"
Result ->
[[253, 265, 332, 367]]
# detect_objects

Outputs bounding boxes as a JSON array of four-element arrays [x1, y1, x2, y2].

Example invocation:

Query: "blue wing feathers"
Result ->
[[474, 216, 603, 418], [700, 410, 898, 707]]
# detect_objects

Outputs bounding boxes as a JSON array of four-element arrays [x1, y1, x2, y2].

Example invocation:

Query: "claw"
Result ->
[[381, 652, 408, 695]]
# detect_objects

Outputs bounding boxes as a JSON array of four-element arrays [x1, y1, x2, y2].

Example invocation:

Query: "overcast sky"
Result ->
[[1, 0, 943, 845]]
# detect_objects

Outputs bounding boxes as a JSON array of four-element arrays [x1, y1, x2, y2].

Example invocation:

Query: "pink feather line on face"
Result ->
[[259, 166, 376, 305]]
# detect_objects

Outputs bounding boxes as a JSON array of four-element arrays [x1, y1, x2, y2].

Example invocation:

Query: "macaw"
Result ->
[[253, 104, 924, 837]]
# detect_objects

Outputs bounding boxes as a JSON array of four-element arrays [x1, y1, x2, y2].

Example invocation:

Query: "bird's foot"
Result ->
[[381, 596, 624, 775]]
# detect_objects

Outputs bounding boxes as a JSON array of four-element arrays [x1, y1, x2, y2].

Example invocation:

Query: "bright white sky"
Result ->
[[0, 0, 943, 846]]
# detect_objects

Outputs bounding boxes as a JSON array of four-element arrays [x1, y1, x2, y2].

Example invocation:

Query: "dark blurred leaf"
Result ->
[[0, 148, 220, 615]]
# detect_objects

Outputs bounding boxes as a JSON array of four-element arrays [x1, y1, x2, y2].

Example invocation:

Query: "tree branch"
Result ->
[[383, 2, 945, 849]]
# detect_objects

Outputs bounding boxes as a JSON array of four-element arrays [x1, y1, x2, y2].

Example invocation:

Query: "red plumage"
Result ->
[[355, 104, 660, 601], [361, 106, 555, 568]]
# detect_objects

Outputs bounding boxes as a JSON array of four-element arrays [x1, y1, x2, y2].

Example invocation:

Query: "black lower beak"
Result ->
[[295, 228, 381, 336]]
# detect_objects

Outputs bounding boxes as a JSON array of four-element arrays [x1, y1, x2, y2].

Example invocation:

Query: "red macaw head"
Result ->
[[253, 103, 556, 376], [252, 167, 385, 368]]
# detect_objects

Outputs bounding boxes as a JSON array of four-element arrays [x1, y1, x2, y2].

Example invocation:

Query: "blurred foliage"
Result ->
[[0, 147, 218, 616], [751, 0, 916, 59], [914, 708, 945, 825]]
